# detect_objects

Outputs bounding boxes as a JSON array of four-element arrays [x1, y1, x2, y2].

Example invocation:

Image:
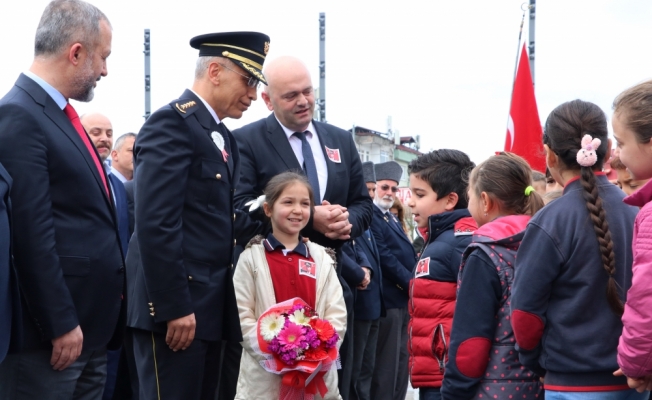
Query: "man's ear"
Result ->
[[261, 90, 274, 111], [68, 43, 83, 66], [445, 192, 459, 211], [207, 62, 221, 85]]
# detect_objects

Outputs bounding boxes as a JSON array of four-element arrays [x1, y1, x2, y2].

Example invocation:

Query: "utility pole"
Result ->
[[318, 13, 326, 122], [144, 29, 151, 120], [528, 0, 536, 85]]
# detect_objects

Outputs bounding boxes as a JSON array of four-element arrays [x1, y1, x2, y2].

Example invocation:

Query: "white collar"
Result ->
[[275, 116, 316, 140]]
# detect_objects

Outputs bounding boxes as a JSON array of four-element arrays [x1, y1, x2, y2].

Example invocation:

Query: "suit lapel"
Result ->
[[265, 114, 302, 171], [375, 205, 411, 246], [312, 122, 337, 201], [359, 229, 380, 268], [181, 89, 236, 178], [16, 74, 112, 208]]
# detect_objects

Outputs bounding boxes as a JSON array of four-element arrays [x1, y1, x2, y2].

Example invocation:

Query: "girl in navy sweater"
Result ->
[[441, 153, 543, 399], [511, 100, 642, 399]]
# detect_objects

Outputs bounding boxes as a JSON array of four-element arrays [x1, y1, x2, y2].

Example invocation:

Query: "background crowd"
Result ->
[[1, 1, 652, 400]]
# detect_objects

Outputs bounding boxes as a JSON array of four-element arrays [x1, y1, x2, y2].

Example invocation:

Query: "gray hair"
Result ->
[[35, 0, 110, 57], [194, 56, 234, 79], [113, 132, 137, 151]]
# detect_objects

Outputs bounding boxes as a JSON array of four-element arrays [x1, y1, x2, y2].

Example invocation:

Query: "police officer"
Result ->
[[125, 32, 268, 400]]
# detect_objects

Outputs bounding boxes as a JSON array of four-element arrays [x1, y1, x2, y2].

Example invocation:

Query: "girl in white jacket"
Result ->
[[233, 172, 347, 400]]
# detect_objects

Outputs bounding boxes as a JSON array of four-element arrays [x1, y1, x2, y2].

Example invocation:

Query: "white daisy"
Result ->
[[260, 313, 285, 341], [288, 309, 311, 326]]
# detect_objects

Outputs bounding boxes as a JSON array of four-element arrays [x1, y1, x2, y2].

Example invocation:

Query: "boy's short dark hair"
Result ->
[[408, 149, 475, 209]]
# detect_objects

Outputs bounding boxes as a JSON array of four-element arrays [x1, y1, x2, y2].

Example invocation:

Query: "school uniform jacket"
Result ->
[[233, 237, 347, 400], [126, 89, 256, 342]]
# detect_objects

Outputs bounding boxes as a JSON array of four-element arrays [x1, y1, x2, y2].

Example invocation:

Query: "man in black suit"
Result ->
[[80, 112, 131, 400], [0, 1, 124, 399], [233, 55, 373, 400], [0, 163, 20, 365], [370, 161, 417, 400], [348, 161, 385, 400], [126, 32, 268, 400]]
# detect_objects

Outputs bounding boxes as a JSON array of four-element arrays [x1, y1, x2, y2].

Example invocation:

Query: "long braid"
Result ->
[[579, 167, 623, 315]]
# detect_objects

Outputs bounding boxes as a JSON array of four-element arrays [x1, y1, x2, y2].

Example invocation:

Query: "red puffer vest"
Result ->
[[408, 278, 456, 388]]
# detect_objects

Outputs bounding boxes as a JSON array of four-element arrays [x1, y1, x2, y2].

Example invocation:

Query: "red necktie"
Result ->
[[63, 103, 110, 197]]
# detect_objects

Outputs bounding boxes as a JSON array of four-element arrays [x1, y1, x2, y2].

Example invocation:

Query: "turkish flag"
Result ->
[[505, 44, 546, 172]]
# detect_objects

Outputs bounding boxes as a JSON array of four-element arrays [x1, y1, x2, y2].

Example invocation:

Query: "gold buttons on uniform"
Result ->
[[188, 276, 193, 281], [233, 239, 237, 246], [216, 173, 222, 180], [233, 213, 236, 221], [230, 264, 234, 269], [148, 302, 155, 316]]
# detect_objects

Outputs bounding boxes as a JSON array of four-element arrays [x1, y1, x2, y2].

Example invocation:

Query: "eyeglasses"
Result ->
[[219, 63, 261, 89], [380, 184, 399, 193]]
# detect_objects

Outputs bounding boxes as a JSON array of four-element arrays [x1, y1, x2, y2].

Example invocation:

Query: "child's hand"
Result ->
[[614, 369, 652, 393]]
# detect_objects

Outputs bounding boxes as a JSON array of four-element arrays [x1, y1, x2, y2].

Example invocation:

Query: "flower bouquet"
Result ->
[[251, 297, 340, 400]]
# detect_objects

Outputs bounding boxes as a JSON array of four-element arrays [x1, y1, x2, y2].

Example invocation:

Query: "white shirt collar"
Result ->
[[275, 115, 316, 140], [24, 71, 67, 110], [110, 167, 128, 183], [190, 89, 221, 125]]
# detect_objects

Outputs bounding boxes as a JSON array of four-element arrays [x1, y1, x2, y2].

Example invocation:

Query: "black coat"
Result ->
[[0, 163, 21, 362], [0, 74, 124, 351], [126, 89, 254, 342], [370, 206, 417, 309], [233, 113, 373, 249]]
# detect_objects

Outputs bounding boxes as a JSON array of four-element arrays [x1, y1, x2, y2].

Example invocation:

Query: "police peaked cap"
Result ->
[[190, 31, 270, 85]]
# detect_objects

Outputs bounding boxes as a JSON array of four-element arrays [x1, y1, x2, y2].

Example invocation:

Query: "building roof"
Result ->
[[395, 144, 422, 155]]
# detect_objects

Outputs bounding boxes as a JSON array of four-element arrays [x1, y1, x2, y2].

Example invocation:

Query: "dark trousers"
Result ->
[[0, 347, 107, 400], [112, 331, 139, 399], [371, 307, 409, 400], [130, 328, 221, 400], [349, 319, 379, 400], [102, 348, 121, 400], [337, 277, 354, 400], [216, 340, 241, 400], [419, 388, 442, 400]]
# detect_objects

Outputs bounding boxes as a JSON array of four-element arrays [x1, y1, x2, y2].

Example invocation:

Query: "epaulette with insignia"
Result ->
[[246, 234, 265, 249], [172, 99, 198, 117], [454, 217, 478, 236]]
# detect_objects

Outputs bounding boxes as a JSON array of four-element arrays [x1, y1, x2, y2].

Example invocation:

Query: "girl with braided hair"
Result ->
[[511, 100, 643, 399]]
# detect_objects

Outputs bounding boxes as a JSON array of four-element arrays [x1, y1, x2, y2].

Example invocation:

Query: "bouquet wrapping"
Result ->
[[249, 297, 340, 400]]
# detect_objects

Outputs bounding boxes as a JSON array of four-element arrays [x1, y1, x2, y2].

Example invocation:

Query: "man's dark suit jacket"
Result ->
[[0, 163, 21, 362], [126, 89, 251, 342], [123, 180, 134, 237], [351, 230, 386, 321], [233, 113, 373, 249], [370, 205, 417, 309], [0, 74, 124, 351]]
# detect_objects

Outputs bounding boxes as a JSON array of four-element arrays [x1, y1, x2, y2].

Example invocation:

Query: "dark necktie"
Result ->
[[293, 131, 320, 201], [63, 103, 109, 197], [217, 122, 234, 171]]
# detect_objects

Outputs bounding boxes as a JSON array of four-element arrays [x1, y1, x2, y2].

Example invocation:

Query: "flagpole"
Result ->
[[506, 6, 528, 136], [529, 0, 536, 85]]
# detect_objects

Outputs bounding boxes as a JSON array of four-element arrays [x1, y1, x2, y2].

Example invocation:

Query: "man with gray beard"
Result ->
[[0, 1, 123, 399]]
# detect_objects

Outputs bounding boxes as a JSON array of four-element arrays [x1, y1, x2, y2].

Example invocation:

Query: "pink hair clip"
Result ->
[[576, 134, 601, 167]]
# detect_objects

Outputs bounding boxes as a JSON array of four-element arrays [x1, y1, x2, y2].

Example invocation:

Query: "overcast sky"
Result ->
[[2, 0, 651, 164]]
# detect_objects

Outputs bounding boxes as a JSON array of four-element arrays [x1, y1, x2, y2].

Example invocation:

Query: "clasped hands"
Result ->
[[313, 200, 352, 240]]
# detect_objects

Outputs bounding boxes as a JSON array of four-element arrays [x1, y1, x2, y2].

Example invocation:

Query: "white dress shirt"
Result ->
[[110, 167, 128, 183], [276, 117, 328, 202]]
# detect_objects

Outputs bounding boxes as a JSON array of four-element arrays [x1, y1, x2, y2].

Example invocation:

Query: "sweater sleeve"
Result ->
[[618, 211, 652, 377], [511, 222, 564, 373], [232, 248, 267, 363], [441, 250, 501, 400]]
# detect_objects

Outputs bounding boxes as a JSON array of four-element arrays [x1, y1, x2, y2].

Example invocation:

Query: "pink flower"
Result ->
[[277, 323, 305, 351]]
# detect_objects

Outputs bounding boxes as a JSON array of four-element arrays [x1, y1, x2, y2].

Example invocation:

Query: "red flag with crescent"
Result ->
[[505, 44, 546, 172]]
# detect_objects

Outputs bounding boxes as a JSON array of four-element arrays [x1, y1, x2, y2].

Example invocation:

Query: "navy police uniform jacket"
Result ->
[[126, 89, 257, 342], [370, 205, 417, 309]]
